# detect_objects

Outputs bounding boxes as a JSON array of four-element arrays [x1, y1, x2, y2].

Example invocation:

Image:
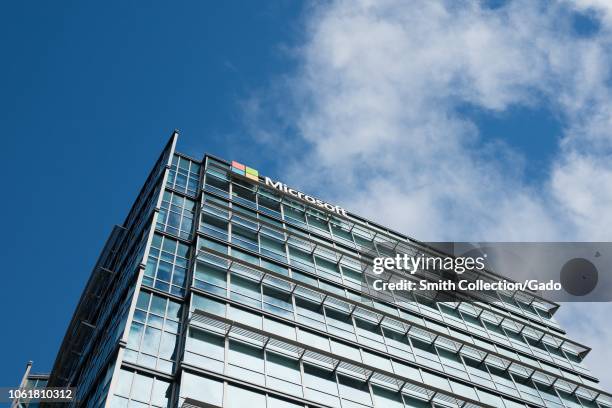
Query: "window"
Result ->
[[325, 307, 356, 341], [319, 280, 346, 297], [338, 375, 372, 407], [198, 237, 228, 255], [462, 356, 495, 389], [260, 235, 287, 262], [392, 360, 422, 383], [403, 394, 431, 408], [112, 368, 170, 408], [353, 228, 374, 250], [410, 337, 443, 372], [383, 327, 414, 360], [439, 304, 467, 329], [340, 264, 363, 289], [232, 247, 260, 265], [371, 385, 403, 408], [420, 370, 451, 393], [191, 293, 225, 317], [200, 212, 229, 241], [362, 350, 393, 372], [438, 348, 468, 379], [266, 351, 302, 396], [267, 396, 304, 408], [535, 384, 564, 408], [307, 211, 330, 236], [557, 389, 583, 408], [204, 169, 230, 198], [261, 217, 286, 241], [193, 260, 227, 296], [264, 317, 296, 340], [460, 311, 487, 337], [476, 388, 504, 407], [258, 190, 282, 216], [298, 329, 330, 352], [157, 191, 195, 239], [355, 318, 385, 349], [179, 372, 223, 407], [232, 179, 257, 208], [295, 297, 325, 331], [232, 223, 259, 252], [125, 291, 182, 373], [504, 327, 531, 354], [488, 365, 519, 396], [483, 320, 511, 345], [315, 256, 341, 282], [144, 234, 189, 296], [288, 246, 315, 273], [449, 378, 478, 400], [184, 328, 225, 372], [513, 376, 544, 406], [331, 339, 361, 361], [230, 274, 262, 308], [263, 285, 294, 318], [167, 155, 200, 196], [330, 220, 355, 247], [283, 204, 307, 228], [303, 364, 340, 407], [227, 340, 265, 385], [261, 258, 289, 276], [226, 384, 266, 408], [229, 304, 263, 329]]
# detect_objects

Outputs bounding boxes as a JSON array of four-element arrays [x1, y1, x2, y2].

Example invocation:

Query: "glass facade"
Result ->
[[29, 133, 612, 408]]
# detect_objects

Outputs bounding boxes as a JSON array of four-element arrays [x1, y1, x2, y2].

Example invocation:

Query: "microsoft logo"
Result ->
[[231, 161, 259, 181], [230, 159, 347, 216]]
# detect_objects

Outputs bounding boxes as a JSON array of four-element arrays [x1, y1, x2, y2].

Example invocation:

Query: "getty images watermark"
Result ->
[[371, 252, 562, 292], [364, 242, 609, 302]]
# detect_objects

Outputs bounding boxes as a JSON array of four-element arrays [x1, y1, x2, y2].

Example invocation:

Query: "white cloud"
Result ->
[[570, 0, 612, 26], [556, 303, 612, 387], [248, 0, 612, 390], [552, 152, 612, 239]]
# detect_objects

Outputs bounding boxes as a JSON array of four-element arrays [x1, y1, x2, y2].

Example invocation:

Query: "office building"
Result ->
[[34, 132, 612, 408]]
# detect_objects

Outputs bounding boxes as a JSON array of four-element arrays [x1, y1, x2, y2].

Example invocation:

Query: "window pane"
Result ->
[[372, 385, 403, 408], [226, 384, 266, 408], [131, 373, 153, 403], [180, 372, 223, 406], [338, 375, 372, 406], [115, 369, 133, 398], [267, 396, 303, 408], [192, 294, 225, 316], [151, 378, 171, 407]]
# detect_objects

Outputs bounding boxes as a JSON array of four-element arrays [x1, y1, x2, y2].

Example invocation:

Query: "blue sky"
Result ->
[[0, 0, 303, 386], [2, 0, 612, 394]]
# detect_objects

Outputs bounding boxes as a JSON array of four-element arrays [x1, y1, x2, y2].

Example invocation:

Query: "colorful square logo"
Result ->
[[231, 161, 259, 181], [231, 161, 245, 175], [245, 166, 259, 181]]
